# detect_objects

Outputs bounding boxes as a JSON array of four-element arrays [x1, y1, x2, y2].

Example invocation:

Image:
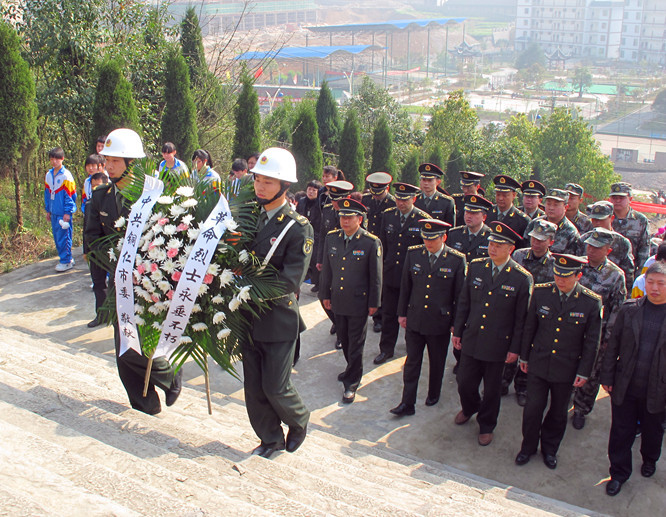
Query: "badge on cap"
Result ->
[[500, 177, 506, 184], [260, 155, 268, 164], [425, 222, 432, 229], [495, 224, 503, 232], [343, 200, 350, 207], [425, 165, 431, 171], [105, 139, 112, 147], [470, 196, 476, 203], [559, 257, 567, 264], [529, 182, 534, 188]]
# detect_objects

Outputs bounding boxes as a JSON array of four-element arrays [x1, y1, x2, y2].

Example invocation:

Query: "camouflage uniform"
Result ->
[[573, 256, 627, 417], [524, 216, 582, 256], [578, 230, 634, 293], [612, 209, 650, 275], [511, 249, 555, 284], [568, 211, 593, 235]]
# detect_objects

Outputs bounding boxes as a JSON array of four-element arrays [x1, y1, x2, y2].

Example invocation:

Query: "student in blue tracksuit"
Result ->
[[44, 147, 77, 272]]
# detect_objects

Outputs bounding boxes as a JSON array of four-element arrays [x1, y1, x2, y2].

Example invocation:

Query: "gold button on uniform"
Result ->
[[482, 314, 486, 318], [558, 317, 562, 321], [426, 284, 430, 288], [424, 305, 428, 309], [485, 303, 489, 307], [552, 350, 556, 354], [554, 339, 558, 343], [480, 325, 485, 329], [425, 295, 429, 299], [556, 328, 560, 332]]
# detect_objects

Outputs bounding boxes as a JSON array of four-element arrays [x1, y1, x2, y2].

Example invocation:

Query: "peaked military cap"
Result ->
[[609, 182, 632, 197], [393, 182, 421, 199], [521, 179, 546, 196], [327, 180, 354, 199], [338, 198, 367, 216], [366, 172, 392, 194], [488, 221, 522, 245], [584, 227, 614, 248], [460, 171, 484, 185], [493, 174, 521, 192], [528, 219, 558, 241], [478, 186, 487, 197], [544, 188, 570, 203], [552, 253, 587, 277], [464, 194, 493, 212], [418, 163, 444, 178], [419, 218, 451, 239], [586, 200, 613, 219], [565, 183, 584, 197]]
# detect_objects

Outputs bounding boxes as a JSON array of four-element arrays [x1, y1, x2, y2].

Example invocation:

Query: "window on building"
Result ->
[[525, 8, 529, 13], [602, 23, 607, 29], [601, 35, 606, 42], [632, 51, 637, 58]]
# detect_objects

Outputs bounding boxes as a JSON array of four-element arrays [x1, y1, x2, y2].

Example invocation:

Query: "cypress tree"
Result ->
[[233, 68, 261, 159], [370, 115, 396, 175], [0, 22, 37, 229], [445, 147, 466, 193], [180, 7, 206, 86], [161, 47, 198, 163], [400, 149, 420, 186], [427, 145, 444, 168], [91, 58, 140, 151], [337, 111, 365, 189], [291, 102, 323, 190], [315, 80, 340, 153]]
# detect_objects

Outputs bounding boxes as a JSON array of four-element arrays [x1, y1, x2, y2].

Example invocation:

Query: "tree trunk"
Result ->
[[13, 166, 23, 229]]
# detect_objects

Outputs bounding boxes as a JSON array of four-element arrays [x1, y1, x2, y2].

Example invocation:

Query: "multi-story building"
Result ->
[[620, 0, 666, 64]]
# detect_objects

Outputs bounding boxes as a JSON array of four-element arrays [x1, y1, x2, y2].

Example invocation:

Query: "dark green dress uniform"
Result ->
[[319, 202, 382, 393], [85, 182, 177, 415], [378, 200, 430, 359], [446, 224, 491, 261], [396, 234, 466, 410], [453, 222, 533, 435], [519, 179, 546, 222], [362, 192, 396, 237], [242, 202, 313, 449], [415, 190, 456, 226], [487, 205, 531, 246], [519, 206, 545, 220], [454, 171, 485, 227], [452, 193, 466, 227], [519, 266, 602, 460]]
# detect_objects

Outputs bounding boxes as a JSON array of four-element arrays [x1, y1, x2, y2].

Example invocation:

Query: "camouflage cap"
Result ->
[[584, 227, 614, 248], [419, 218, 450, 239], [609, 182, 632, 197], [528, 219, 558, 241], [565, 183, 584, 197], [544, 188, 570, 203], [552, 253, 587, 277], [586, 200, 613, 219]]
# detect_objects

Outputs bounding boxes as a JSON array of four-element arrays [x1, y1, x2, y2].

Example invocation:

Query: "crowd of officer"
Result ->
[[311, 162, 662, 496]]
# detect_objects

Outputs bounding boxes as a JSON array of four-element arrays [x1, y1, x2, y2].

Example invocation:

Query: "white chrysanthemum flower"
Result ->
[[141, 277, 153, 291], [191, 304, 202, 313], [213, 311, 226, 324], [151, 270, 164, 282], [134, 286, 146, 297], [212, 295, 224, 304], [148, 247, 162, 261], [155, 249, 167, 263], [135, 316, 145, 326], [114, 216, 126, 228], [182, 214, 194, 225], [151, 236, 165, 248], [217, 328, 231, 340], [108, 248, 117, 261], [219, 269, 234, 287], [148, 304, 161, 315], [238, 285, 252, 303], [163, 224, 177, 236], [141, 291, 153, 303], [149, 211, 163, 222], [239, 250, 249, 263], [198, 284, 209, 296], [187, 227, 201, 241], [207, 263, 220, 276], [144, 230, 155, 242], [170, 205, 186, 217], [166, 238, 182, 250], [228, 297, 242, 312], [181, 198, 198, 208], [192, 322, 208, 332], [177, 255, 188, 269], [176, 186, 194, 197], [162, 260, 176, 274], [116, 239, 124, 251], [134, 304, 144, 314], [157, 280, 170, 292], [183, 245, 193, 256], [152, 321, 162, 330], [223, 217, 238, 231], [180, 336, 192, 344], [157, 196, 173, 204]]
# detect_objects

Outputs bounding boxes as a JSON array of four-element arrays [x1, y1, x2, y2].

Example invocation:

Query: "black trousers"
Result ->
[[113, 321, 175, 415], [502, 361, 528, 394], [378, 285, 400, 355], [401, 329, 449, 406], [242, 338, 310, 447], [319, 299, 336, 325], [608, 392, 665, 483], [90, 262, 108, 313], [520, 374, 572, 456], [457, 354, 505, 434], [336, 314, 369, 392]]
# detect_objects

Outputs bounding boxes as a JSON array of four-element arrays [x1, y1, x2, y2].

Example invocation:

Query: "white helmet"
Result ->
[[250, 147, 297, 183], [100, 128, 146, 159]]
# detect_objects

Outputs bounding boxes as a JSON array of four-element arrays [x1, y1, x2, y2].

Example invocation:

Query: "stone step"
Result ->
[[0, 326, 591, 516]]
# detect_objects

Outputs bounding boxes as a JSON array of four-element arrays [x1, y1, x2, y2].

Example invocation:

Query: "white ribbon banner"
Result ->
[[116, 176, 165, 356], [154, 192, 233, 360]]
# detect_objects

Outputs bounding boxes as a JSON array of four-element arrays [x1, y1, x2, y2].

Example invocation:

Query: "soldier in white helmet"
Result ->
[[84, 128, 182, 416], [243, 147, 313, 459]]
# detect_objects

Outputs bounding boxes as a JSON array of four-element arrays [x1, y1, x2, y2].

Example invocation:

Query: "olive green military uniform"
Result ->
[[85, 182, 177, 415], [446, 224, 491, 261], [519, 206, 545, 221], [415, 191, 456, 226], [362, 192, 396, 237], [319, 227, 382, 391], [524, 216, 582, 256], [453, 193, 466, 227], [487, 206, 531, 247], [519, 282, 602, 457], [512, 248, 555, 284], [243, 202, 313, 449]]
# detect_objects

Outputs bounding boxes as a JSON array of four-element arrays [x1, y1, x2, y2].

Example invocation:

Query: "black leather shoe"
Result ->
[[606, 479, 622, 496], [373, 352, 393, 365], [342, 389, 356, 404], [310, 284, 319, 293], [329, 324, 336, 335], [335, 339, 343, 350], [641, 461, 656, 477], [165, 370, 182, 407], [373, 321, 382, 333], [252, 442, 285, 459], [390, 403, 415, 416], [572, 411, 585, 430], [543, 454, 557, 470], [425, 395, 439, 406], [516, 392, 527, 407], [286, 426, 307, 453], [87, 316, 101, 328], [515, 452, 531, 466]]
